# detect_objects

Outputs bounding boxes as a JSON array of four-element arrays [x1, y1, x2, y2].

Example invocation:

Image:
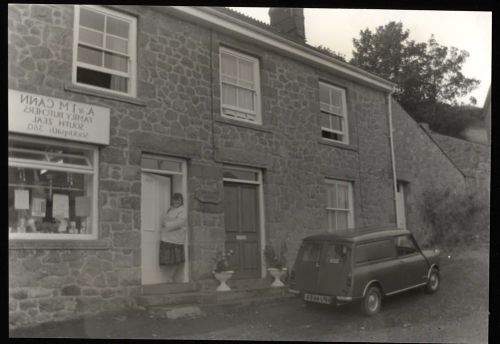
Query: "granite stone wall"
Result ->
[[8, 4, 396, 328], [392, 101, 470, 242]]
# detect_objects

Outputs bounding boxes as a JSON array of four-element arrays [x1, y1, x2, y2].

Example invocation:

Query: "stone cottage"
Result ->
[[8, 5, 473, 329]]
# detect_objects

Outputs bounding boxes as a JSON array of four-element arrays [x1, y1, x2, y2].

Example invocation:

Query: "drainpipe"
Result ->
[[387, 88, 398, 228]]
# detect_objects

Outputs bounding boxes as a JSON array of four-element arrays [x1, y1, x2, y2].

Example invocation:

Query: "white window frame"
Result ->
[[325, 179, 354, 231], [8, 135, 99, 240], [219, 47, 262, 125], [222, 165, 266, 278], [319, 81, 349, 144], [72, 5, 137, 97]]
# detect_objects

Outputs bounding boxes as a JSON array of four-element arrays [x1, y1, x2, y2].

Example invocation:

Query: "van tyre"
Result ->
[[425, 269, 440, 294], [361, 286, 382, 316]]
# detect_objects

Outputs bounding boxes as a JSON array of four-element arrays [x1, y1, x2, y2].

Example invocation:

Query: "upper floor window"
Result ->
[[326, 179, 354, 231], [8, 136, 99, 240], [73, 5, 137, 96], [319, 82, 348, 143], [220, 47, 261, 124]]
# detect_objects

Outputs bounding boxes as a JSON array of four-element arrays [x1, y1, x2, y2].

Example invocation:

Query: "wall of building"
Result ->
[[8, 4, 395, 328], [392, 101, 468, 243]]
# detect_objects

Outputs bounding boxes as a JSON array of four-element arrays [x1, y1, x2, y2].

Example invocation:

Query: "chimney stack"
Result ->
[[269, 8, 306, 42]]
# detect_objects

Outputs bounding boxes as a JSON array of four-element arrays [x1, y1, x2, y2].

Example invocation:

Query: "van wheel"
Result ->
[[425, 269, 440, 294], [361, 286, 382, 316]]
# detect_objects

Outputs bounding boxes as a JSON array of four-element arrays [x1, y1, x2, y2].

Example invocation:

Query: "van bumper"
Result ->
[[288, 288, 300, 295]]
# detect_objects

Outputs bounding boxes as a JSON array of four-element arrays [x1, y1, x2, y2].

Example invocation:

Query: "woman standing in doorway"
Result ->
[[159, 193, 187, 281]]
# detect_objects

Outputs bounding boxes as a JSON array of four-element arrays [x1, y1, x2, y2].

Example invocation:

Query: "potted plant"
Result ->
[[212, 249, 234, 291], [264, 242, 288, 287]]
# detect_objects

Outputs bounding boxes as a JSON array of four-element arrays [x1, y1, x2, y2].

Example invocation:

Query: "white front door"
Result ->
[[396, 182, 407, 229], [141, 173, 171, 285]]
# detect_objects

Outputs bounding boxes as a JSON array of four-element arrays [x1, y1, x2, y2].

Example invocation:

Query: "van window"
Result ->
[[325, 243, 349, 264], [301, 243, 321, 262], [395, 235, 418, 256], [355, 239, 395, 264]]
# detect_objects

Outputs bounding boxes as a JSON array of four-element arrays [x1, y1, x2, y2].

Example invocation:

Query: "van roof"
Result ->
[[302, 227, 410, 243]]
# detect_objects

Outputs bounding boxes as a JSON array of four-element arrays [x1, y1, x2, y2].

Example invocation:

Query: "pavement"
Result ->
[[10, 243, 490, 342]]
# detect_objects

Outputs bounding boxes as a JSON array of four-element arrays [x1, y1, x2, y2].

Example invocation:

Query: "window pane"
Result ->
[[336, 211, 348, 230], [141, 157, 158, 170], [221, 53, 237, 78], [158, 159, 181, 172], [237, 88, 254, 111], [8, 168, 93, 235], [79, 27, 103, 47], [106, 16, 129, 38], [320, 84, 330, 104], [320, 113, 330, 128], [322, 130, 342, 141], [355, 240, 395, 263], [238, 59, 254, 85], [222, 84, 237, 106], [301, 243, 321, 262], [327, 210, 336, 231], [76, 67, 128, 93], [9, 148, 47, 161], [78, 45, 103, 66], [337, 184, 348, 209], [330, 88, 343, 107], [328, 184, 337, 208], [223, 168, 258, 181], [331, 115, 343, 131], [104, 52, 128, 72], [325, 244, 349, 264], [320, 102, 330, 113], [80, 7, 105, 31], [105, 35, 128, 54]]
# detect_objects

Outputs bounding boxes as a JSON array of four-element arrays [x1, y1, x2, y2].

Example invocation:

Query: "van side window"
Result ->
[[301, 243, 321, 262], [325, 244, 349, 264], [355, 239, 395, 264], [395, 235, 418, 256]]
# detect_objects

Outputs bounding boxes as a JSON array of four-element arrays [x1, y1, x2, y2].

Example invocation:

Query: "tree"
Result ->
[[315, 45, 347, 62], [350, 22, 480, 136]]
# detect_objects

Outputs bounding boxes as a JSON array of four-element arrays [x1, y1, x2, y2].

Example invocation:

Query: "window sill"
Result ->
[[64, 83, 146, 107], [215, 117, 273, 133], [318, 138, 358, 151], [9, 239, 111, 250]]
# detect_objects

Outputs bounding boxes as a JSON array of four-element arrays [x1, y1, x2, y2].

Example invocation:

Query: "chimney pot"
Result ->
[[269, 8, 306, 42]]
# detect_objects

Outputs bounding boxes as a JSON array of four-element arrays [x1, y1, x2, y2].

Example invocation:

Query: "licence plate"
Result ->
[[303, 293, 332, 304]]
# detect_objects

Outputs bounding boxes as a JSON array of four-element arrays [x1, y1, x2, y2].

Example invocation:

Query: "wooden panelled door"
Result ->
[[224, 182, 261, 279]]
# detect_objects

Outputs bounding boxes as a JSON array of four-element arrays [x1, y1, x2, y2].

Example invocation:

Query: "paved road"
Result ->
[[11, 245, 489, 343]]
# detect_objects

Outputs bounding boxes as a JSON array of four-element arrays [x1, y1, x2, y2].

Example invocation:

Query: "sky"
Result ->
[[230, 7, 492, 106]]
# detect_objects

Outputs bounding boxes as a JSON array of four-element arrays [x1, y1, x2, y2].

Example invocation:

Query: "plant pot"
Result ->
[[213, 270, 234, 291], [267, 268, 287, 287]]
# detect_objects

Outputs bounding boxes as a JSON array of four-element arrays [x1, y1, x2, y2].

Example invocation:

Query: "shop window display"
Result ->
[[8, 137, 97, 238]]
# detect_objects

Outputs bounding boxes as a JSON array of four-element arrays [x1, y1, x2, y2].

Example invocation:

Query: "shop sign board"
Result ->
[[8, 89, 110, 145]]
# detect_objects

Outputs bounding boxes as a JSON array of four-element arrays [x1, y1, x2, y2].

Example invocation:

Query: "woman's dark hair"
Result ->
[[172, 193, 184, 204]]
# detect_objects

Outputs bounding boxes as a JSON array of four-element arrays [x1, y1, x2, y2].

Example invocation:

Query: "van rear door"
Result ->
[[295, 241, 322, 293], [317, 242, 352, 296]]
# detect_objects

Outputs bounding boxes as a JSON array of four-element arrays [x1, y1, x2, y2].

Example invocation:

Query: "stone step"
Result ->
[[142, 282, 200, 295], [197, 277, 273, 292], [135, 285, 288, 308], [147, 291, 295, 320]]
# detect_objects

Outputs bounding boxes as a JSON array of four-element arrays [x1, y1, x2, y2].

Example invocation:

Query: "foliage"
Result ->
[[264, 242, 288, 269], [350, 21, 481, 138], [419, 187, 488, 248], [315, 45, 347, 62], [212, 249, 234, 273]]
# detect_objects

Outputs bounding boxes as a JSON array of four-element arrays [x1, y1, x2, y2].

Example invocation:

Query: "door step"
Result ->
[[142, 282, 199, 295]]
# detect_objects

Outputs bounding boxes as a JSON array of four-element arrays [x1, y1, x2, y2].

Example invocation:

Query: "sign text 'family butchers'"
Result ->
[[8, 89, 110, 145]]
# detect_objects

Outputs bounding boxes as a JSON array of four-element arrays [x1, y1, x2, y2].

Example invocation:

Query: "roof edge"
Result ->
[[157, 6, 396, 92]]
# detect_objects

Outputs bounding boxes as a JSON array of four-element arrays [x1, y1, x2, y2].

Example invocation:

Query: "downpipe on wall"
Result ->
[[387, 87, 399, 227]]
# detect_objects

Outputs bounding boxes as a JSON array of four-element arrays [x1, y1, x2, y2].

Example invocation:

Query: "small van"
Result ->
[[288, 227, 440, 315]]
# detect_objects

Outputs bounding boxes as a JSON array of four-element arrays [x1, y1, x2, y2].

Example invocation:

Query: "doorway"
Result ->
[[396, 181, 407, 229], [223, 166, 264, 279], [140, 155, 188, 285]]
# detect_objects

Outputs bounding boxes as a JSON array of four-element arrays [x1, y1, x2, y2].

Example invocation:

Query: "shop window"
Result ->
[[326, 179, 354, 231], [73, 5, 137, 96], [220, 47, 261, 124], [8, 136, 98, 239], [319, 82, 349, 143]]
